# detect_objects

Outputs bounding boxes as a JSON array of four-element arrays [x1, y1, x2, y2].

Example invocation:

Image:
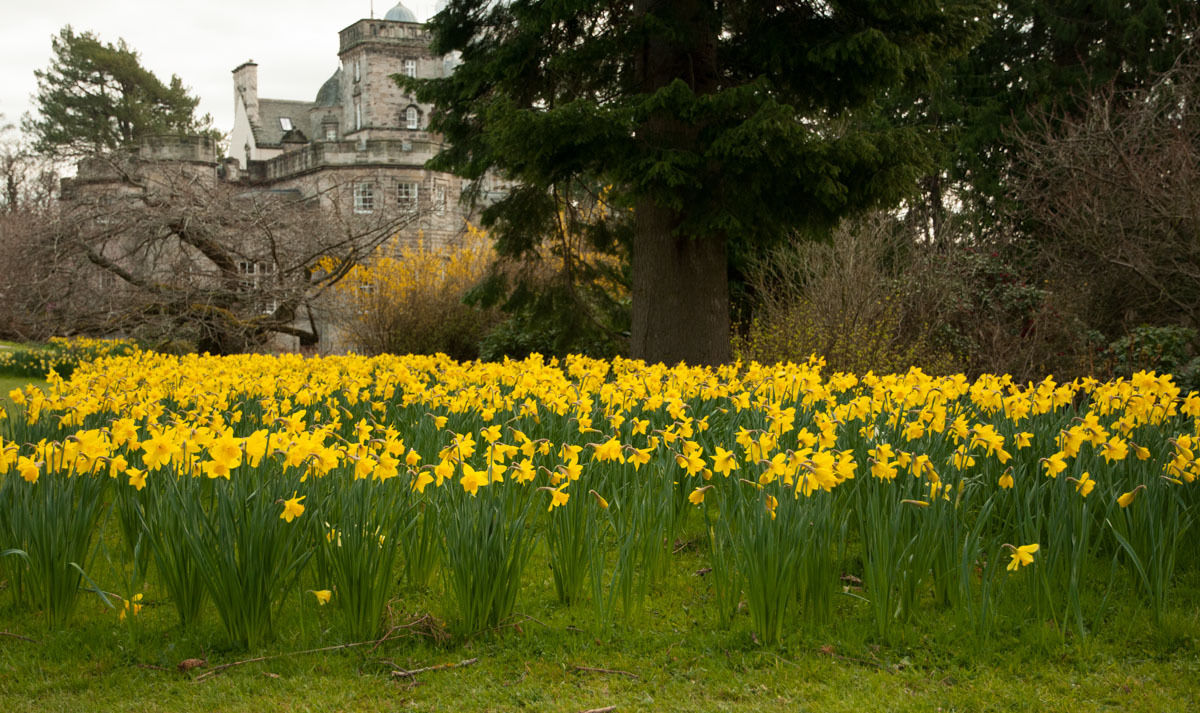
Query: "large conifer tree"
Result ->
[[413, 1, 982, 365], [25, 26, 214, 158]]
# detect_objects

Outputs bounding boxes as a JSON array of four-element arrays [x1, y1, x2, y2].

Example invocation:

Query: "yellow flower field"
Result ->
[[1, 344, 1197, 645]]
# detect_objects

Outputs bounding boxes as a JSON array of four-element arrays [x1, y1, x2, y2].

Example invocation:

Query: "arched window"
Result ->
[[405, 106, 419, 130]]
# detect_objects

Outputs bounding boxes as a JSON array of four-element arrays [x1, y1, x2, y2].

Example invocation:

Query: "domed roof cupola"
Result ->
[[315, 68, 343, 106], [384, 2, 419, 22]]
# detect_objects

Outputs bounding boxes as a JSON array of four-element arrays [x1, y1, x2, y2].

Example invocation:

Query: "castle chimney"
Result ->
[[233, 61, 260, 127]]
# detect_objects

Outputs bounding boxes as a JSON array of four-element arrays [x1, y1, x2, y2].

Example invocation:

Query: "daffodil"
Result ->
[[126, 467, 147, 491], [1117, 485, 1145, 508], [1041, 451, 1068, 477], [997, 470, 1014, 489], [590, 437, 625, 463], [542, 484, 570, 511], [17, 456, 39, 484], [1006, 543, 1039, 571], [119, 592, 144, 621], [411, 470, 434, 493], [710, 447, 739, 476], [589, 489, 609, 509], [280, 491, 306, 522], [460, 463, 488, 495]]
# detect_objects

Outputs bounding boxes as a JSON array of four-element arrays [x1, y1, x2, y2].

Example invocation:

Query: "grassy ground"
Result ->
[[1, 520, 1197, 713], [0, 376, 46, 413]]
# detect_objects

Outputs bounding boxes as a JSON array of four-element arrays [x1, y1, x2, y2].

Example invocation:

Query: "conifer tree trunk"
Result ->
[[631, 199, 730, 365], [629, 0, 730, 366]]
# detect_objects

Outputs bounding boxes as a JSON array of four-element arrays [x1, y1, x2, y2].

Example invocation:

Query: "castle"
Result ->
[[225, 1, 469, 247], [58, 3, 493, 353]]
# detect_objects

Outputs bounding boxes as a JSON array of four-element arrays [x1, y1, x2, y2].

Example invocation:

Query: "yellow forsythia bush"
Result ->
[[330, 226, 501, 359]]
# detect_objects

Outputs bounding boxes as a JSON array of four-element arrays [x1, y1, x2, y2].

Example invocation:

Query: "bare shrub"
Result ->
[[1011, 57, 1200, 337], [735, 214, 960, 375]]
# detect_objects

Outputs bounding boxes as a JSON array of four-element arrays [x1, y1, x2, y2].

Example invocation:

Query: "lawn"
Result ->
[[1, 533, 1197, 713]]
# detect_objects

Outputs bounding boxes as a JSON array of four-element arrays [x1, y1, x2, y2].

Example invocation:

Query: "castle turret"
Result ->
[[336, 3, 439, 140]]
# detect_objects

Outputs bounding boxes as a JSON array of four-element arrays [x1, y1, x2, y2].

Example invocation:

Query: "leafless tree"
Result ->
[[43, 150, 421, 353], [0, 118, 62, 340], [1011, 57, 1200, 336], [0, 116, 59, 214]]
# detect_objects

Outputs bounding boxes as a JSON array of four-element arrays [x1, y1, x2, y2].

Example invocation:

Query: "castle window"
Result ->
[[323, 123, 337, 141], [237, 261, 277, 314], [405, 107, 419, 130], [355, 100, 362, 130], [433, 185, 446, 215], [354, 183, 375, 213], [279, 117, 294, 131], [404, 59, 417, 78], [397, 182, 419, 211], [353, 58, 361, 83]]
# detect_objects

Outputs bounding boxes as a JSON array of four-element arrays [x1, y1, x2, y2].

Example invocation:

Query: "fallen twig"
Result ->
[[193, 640, 378, 682], [579, 706, 617, 713], [391, 657, 478, 679], [573, 665, 640, 680], [1, 631, 39, 643], [513, 612, 549, 628]]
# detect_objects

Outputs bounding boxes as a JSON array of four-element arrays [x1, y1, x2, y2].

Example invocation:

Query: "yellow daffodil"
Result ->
[[1006, 543, 1039, 571], [1117, 485, 1145, 508], [688, 485, 712, 506], [710, 447, 739, 476], [280, 491, 306, 522]]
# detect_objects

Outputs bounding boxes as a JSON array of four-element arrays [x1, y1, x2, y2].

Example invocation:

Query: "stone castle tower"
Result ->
[[226, 1, 467, 247]]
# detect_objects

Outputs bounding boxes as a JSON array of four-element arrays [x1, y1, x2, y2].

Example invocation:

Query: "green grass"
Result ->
[[0, 376, 46, 413], [1, 520, 1197, 713]]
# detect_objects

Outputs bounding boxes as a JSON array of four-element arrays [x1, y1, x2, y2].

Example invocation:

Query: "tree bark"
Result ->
[[630, 0, 730, 366], [631, 199, 730, 365]]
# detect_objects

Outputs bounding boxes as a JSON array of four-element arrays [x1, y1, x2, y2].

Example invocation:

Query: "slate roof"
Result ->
[[253, 99, 316, 148]]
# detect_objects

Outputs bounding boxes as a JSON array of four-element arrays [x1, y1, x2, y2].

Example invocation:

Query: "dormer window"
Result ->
[[405, 106, 419, 130], [279, 117, 294, 131]]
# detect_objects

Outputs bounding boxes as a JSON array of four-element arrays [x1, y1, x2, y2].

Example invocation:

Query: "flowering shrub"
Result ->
[[329, 227, 501, 359]]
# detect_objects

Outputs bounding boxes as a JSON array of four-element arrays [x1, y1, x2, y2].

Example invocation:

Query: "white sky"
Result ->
[[1, 1, 441, 137]]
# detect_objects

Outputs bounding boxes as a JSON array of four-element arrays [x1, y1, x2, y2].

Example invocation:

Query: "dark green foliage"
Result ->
[[24, 26, 216, 158], [1102, 326, 1200, 391], [475, 274, 629, 361], [408, 0, 984, 363], [945, 1, 1198, 218]]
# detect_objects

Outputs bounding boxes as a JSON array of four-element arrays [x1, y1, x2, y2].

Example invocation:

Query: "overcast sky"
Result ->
[[2, 1, 442, 136]]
